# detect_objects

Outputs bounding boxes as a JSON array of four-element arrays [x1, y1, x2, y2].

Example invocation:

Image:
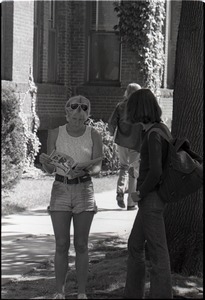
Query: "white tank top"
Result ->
[[55, 125, 93, 164]]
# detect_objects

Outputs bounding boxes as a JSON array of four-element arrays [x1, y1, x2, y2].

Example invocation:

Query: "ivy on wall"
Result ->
[[113, 0, 165, 93], [19, 67, 41, 170]]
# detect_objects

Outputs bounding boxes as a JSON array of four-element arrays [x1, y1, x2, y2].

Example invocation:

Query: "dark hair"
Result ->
[[126, 88, 162, 124]]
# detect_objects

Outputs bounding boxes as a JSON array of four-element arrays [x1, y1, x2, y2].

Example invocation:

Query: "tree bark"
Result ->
[[164, 1, 203, 276]]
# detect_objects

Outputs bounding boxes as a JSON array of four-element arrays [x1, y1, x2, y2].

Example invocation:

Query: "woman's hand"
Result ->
[[39, 153, 55, 174], [68, 167, 87, 179], [39, 153, 52, 165], [131, 191, 141, 202]]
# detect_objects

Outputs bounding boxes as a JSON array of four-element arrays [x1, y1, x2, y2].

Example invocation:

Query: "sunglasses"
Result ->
[[68, 103, 88, 111]]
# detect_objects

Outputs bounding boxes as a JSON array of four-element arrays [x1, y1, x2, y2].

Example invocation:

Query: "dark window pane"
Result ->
[[91, 1, 118, 31], [89, 33, 120, 82], [48, 29, 57, 83], [33, 26, 40, 82], [98, 1, 118, 31]]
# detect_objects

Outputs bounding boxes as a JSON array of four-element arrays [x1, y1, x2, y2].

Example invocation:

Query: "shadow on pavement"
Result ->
[[2, 231, 126, 286]]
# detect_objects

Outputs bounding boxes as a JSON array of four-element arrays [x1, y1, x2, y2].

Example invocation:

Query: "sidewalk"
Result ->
[[1, 189, 137, 285]]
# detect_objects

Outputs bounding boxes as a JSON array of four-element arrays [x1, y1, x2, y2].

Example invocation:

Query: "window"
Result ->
[[48, 0, 57, 83], [88, 1, 121, 85]]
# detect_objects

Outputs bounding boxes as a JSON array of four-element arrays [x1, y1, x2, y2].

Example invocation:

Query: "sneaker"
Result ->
[[116, 193, 125, 208], [117, 199, 126, 208], [127, 205, 137, 211], [53, 293, 65, 299], [77, 293, 87, 299]]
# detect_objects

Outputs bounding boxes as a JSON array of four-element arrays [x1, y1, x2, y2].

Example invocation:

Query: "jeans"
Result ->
[[124, 191, 173, 299], [117, 145, 140, 206]]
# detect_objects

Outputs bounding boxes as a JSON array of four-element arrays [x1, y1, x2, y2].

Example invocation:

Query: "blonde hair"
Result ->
[[124, 83, 141, 99]]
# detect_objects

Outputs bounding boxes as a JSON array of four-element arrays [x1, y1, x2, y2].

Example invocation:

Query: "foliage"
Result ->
[[86, 118, 120, 173], [22, 70, 41, 170], [113, 0, 165, 93], [1, 86, 26, 189], [2, 69, 41, 189]]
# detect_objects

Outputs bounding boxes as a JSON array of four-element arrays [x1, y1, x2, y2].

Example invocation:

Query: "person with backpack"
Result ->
[[123, 88, 173, 299], [108, 83, 142, 210]]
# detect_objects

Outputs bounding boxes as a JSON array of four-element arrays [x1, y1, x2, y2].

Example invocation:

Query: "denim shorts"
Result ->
[[49, 179, 97, 214]]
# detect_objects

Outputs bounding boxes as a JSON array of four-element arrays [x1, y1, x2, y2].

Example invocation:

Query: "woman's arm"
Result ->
[[87, 128, 103, 176], [138, 132, 163, 198], [108, 105, 119, 136]]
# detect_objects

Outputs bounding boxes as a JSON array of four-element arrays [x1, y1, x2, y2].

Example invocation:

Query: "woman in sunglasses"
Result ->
[[39, 95, 103, 299]]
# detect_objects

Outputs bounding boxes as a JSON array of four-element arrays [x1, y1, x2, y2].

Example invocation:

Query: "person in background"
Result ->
[[39, 95, 103, 300], [108, 83, 142, 210], [124, 88, 173, 299]]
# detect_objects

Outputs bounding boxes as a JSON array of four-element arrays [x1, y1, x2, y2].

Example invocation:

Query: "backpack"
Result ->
[[148, 128, 203, 203]]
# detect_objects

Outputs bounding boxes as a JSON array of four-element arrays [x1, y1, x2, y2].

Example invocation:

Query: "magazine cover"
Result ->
[[49, 150, 75, 176], [49, 150, 103, 176]]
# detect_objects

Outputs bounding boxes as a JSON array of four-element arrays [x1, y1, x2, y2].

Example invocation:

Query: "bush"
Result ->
[[1, 86, 26, 189], [86, 118, 120, 173]]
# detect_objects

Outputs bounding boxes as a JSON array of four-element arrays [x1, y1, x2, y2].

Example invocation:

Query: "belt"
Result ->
[[55, 174, 91, 184]]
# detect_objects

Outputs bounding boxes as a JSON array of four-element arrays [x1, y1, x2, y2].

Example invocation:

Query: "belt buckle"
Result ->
[[77, 177, 81, 184], [64, 176, 67, 184]]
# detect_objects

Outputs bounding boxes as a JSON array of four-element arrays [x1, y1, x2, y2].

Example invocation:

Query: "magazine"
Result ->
[[49, 150, 103, 176]]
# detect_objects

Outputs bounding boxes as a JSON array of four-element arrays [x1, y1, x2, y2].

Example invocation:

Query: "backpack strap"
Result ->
[[147, 127, 172, 143]]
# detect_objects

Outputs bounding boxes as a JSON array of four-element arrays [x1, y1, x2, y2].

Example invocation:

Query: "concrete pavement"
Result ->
[[1, 189, 138, 285]]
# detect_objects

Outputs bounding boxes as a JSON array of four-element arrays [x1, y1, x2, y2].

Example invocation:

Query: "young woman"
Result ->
[[124, 89, 173, 299], [39, 95, 103, 299]]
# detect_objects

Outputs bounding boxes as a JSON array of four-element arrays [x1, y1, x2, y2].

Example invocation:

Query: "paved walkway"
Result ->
[[2, 189, 138, 285]]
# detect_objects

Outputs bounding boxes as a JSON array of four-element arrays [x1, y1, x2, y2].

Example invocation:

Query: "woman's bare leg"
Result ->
[[73, 211, 94, 294], [50, 211, 72, 294]]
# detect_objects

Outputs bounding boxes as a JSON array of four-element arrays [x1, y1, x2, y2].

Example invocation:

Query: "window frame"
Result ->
[[47, 0, 57, 83], [87, 0, 121, 86]]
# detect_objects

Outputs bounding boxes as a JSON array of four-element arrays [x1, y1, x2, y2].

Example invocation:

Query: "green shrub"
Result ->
[[86, 118, 120, 173], [1, 86, 26, 189]]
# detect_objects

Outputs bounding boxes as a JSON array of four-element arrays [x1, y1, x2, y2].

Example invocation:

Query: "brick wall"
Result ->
[[64, 1, 72, 91], [2, 1, 178, 155], [121, 44, 144, 88], [76, 86, 173, 123], [36, 83, 68, 130], [1, 2, 35, 130], [56, 1, 67, 85], [76, 86, 124, 121], [70, 2, 144, 122], [35, 1, 176, 129], [41, 1, 49, 83], [70, 1, 87, 86], [12, 1, 34, 83], [34, 1, 72, 133]]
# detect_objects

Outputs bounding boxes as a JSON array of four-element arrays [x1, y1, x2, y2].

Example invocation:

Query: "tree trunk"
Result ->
[[164, 1, 203, 276]]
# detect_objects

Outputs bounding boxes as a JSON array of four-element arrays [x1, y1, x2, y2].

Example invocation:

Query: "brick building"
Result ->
[[1, 0, 182, 152]]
